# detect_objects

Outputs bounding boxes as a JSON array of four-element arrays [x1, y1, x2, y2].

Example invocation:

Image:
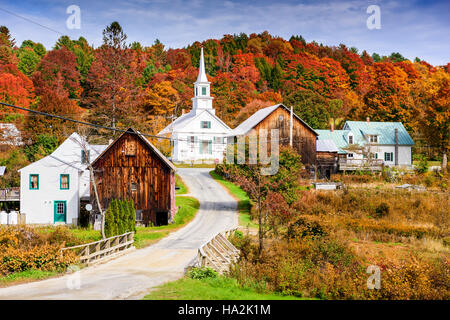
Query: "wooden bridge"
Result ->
[[196, 228, 240, 274], [61, 232, 134, 265]]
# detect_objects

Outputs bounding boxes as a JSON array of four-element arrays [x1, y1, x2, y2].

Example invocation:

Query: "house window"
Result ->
[[200, 140, 212, 154], [214, 137, 224, 144], [369, 135, 378, 143], [124, 139, 136, 156], [348, 135, 353, 144], [60, 174, 69, 190], [81, 150, 90, 164], [189, 136, 196, 152], [384, 152, 393, 162], [30, 174, 39, 190], [347, 153, 354, 158], [201, 121, 211, 129], [131, 182, 137, 191]]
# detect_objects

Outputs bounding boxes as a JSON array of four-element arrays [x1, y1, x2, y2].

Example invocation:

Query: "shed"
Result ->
[[90, 128, 176, 226]]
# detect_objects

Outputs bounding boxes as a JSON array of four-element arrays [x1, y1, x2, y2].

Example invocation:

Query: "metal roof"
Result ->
[[316, 121, 414, 154], [316, 139, 339, 152], [343, 121, 414, 145], [315, 130, 350, 154], [229, 104, 318, 137]]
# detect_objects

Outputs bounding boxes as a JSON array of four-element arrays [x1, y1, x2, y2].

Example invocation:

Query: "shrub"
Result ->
[[0, 226, 79, 276], [374, 202, 390, 218], [105, 199, 136, 237], [415, 155, 429, 174], [188, 267, 218, 280]]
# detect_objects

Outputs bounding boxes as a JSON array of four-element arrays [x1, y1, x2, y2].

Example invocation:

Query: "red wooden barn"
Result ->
[[90, 128, 176, 226]]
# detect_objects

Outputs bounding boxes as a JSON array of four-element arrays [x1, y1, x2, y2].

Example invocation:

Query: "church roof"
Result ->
[[158, 109, 231, 135]]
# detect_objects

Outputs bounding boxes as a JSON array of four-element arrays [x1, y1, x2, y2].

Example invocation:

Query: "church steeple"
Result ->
[[192, 48, 214, 115], [196, 47, 208, 83]]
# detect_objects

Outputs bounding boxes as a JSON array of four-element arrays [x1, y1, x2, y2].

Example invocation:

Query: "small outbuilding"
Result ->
[[90, 128, 176, 226]]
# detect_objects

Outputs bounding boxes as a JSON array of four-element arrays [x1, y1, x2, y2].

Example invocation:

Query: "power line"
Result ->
[[0, 7, 64, 36], [0, 101, 293, 145], [0, 101, 171, 141]]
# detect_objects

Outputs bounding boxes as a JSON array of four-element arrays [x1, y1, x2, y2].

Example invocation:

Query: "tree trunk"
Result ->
[[89, 165, 106, 239], [442, 150, 447, 173]]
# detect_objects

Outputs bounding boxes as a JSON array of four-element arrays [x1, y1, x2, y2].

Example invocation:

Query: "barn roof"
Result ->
[[91, 128, 176, 172], [228, 104, 318, 137]]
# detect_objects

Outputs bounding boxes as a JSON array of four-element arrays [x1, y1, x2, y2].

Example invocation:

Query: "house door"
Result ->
[[54, 201, 67, 223]]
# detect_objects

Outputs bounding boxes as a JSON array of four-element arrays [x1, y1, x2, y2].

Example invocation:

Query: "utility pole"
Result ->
[[289, 106, 293, 147]]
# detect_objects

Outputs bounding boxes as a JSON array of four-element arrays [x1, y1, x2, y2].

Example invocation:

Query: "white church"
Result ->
[[159, 48, 232, 163]]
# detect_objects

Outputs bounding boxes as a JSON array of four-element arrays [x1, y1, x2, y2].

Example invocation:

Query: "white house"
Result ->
[[158, 48, 232, 163], [18, 133, 107, 225], [316, 119, 414, 170]]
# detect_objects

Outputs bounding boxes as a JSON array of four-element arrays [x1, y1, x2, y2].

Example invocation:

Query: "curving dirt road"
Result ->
[[0, 168, 238, 300]]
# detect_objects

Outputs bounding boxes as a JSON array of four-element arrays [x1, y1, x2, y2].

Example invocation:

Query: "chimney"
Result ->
[[394, 128, 398, 166], [366, 117, 370, 123], [181, 109, 185, 115], [330, 122, 334, 132]]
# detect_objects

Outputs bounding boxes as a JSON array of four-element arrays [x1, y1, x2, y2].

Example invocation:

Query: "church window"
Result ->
[[202, 87, 207, 95], [201, 121, 211, 129]]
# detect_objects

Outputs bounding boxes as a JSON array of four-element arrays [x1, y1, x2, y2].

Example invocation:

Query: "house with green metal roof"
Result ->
[[316, 119, 414, 170]]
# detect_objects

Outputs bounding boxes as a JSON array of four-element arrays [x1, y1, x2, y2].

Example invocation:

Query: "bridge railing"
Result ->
[[61, 232, 134, 265]]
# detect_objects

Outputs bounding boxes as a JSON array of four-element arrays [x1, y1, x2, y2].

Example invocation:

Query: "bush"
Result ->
[[188, 267, 218, 280], [0, 226, 79, 276], [415, 155, 429, 174], [374, 202, 390, 218]]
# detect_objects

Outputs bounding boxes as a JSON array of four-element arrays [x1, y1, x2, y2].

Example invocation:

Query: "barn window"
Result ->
[[278, 115, 284, 121], [130, 182, 137, 191], [124, 139, 136, 156]]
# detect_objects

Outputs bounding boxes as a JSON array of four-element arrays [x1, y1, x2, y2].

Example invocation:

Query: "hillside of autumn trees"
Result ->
[[0, 22, 448, 168]]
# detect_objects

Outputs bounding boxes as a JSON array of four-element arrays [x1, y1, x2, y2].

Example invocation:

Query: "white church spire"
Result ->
[[196, 48, 209, 83], [192, 47, 214, 114]]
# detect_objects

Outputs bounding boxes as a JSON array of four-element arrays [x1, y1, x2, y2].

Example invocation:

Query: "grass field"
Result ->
[[144, 276, 307, 300], [209, 170, 258, 229], [0, 269, 61, 287], [175, 174, 188, 195]]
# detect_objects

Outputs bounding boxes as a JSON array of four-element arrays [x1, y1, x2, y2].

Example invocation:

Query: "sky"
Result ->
[[0, 0, 449, 65]]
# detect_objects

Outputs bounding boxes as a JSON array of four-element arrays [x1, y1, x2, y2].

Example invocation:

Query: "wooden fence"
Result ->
[[61, 232, 134, 265]]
